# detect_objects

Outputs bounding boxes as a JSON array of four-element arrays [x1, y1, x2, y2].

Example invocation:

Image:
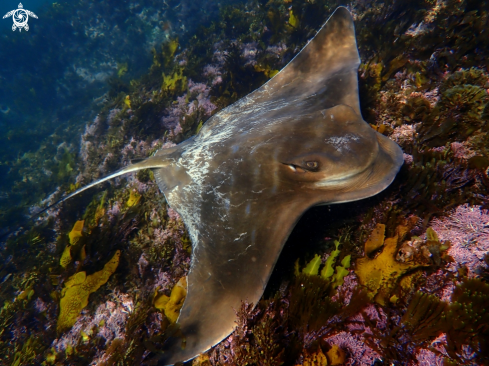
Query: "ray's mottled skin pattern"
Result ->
[[48, 7, 403, 364], [150, 9, 402, 364]]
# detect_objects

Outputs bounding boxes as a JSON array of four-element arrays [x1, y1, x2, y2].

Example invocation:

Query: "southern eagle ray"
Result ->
[[43, 6, 403, 365]]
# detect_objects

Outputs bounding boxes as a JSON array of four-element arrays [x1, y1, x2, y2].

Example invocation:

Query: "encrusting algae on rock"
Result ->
[[57, 250, 121, 333]]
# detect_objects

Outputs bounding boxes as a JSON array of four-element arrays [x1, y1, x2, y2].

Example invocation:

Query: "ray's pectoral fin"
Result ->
[[159, 203, 305, 365]]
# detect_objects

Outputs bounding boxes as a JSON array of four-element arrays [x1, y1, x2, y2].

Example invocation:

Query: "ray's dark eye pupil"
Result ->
[[305, 161, 318, 169]]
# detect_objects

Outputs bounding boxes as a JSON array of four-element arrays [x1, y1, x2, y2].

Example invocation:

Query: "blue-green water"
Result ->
[[0, 0, 243, 208]]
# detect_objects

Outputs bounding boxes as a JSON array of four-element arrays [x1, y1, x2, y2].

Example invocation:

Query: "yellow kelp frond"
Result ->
[[192, 354, 211, 366], [326, 344, 346, 365], [254, 63, 279, 79], [154, 277, 187, 323], [331, 255, 351, 289], [301, 346, 327, 366], [124, 95, 131, 109], [62, 220, 85, 268], [126, 189, 141, 207], [68, 220, 84, 245], [288, 9, 299, 28], [162, 67, 187, 94], [117, 62, 128, 78], [364, 223, 385, 256], [167, 38, 179, 58], [60, 245, 72, 268], [10, 336, 44, 366], [57, 250, 121, 333]]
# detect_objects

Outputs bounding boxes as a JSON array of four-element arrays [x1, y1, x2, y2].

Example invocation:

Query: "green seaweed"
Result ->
[[418, 68, 489, 146], [401, 96, 432, 124], [302, 254, 322, 276], [398, 147, 488, 217], [296, 240, 351, 289], [10, 336, 45, 366], [320, 240, 341, 279], [401, 292, 448, 342], [444, 278, 489, 363]]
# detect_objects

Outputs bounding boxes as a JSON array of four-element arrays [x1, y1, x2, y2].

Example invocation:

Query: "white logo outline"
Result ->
[[3, 3, 38, 32]]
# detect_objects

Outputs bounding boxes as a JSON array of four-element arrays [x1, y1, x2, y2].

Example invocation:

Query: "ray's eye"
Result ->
[[304, 161, 319, 171], [283, 160, 320, 173]]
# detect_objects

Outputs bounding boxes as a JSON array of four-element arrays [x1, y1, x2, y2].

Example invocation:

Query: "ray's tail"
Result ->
[[0, 155, 172, 241]]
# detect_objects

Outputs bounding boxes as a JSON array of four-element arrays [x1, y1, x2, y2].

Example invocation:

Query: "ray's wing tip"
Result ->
[[378, 133, 405, 171], [157, 344, 208, 366], [332, 6, 351, 16], [373, 133, 404, 193], [330, 6, 354, 24]]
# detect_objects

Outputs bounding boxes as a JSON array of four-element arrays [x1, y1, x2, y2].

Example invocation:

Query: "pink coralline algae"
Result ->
[[403, 153, 414, 165], [187, 80, 217, 116], [408, 89, 440, 108], [106, 201, 121, 222], [450, 141, 477, 160], [121, 138, 162, 166], [32, 186, 62, 219], [76, 114, 109, 183], [79, 115, 106, 161], [390, 124, 417, 147], [241, 42, 258, 66], [415, 334, 448, 366], [151, 269, 171, 292], [210, 41, 227, 65], [415, 348, 445, 366], [99, 152, 117, 174], [420, 269, 455, 302], [324, 331, 381, 366], [331, 272, 358, 306], [127, 175, 152, 194], [203, 64, 222, 86], [167, 207, 181, 221], [345, 303, 388, 337], [430, 204, 489, 276], [265, 42, 287, 58], [161, 80, 216, 136], [137, 253, 149, 277], [33, 297, 48, 313], [107, 108, 121, 125]]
